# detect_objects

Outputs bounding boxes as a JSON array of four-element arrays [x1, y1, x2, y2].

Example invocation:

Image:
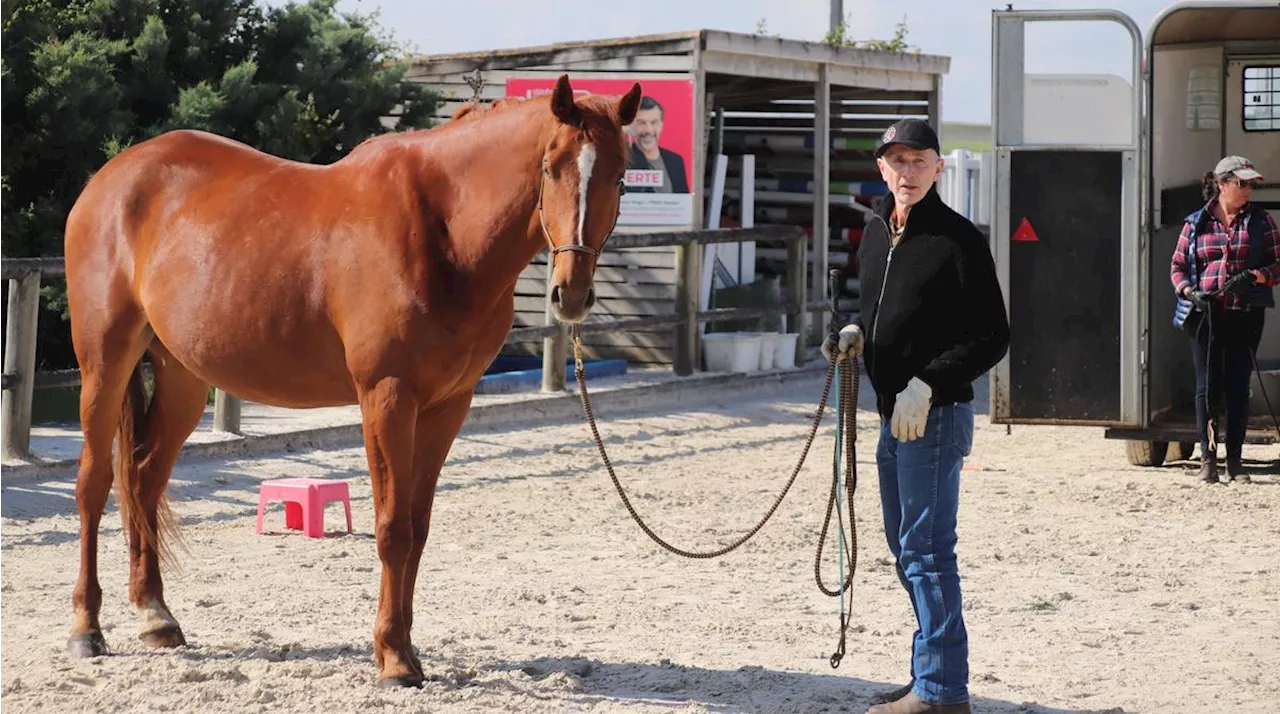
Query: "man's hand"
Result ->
[[891, 377, 932, 442], [821, 324, 864, 364]]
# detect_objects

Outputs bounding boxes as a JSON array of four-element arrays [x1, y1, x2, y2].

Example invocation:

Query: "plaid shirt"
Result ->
[[1171, 201, 1280, 311]]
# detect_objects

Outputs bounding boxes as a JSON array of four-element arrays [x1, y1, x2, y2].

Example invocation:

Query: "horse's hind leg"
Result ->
[[128, 343, 210, 648], [67, 312, 151, 658]]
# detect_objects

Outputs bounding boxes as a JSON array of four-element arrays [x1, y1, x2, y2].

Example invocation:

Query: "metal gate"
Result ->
[[989, 9, 1145, 427]]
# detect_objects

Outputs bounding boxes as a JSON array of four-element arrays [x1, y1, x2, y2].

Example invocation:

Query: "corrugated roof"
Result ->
[[410, 29, 950, 77]]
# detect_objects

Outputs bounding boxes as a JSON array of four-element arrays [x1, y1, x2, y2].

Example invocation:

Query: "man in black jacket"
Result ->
[[822, 118, 1010, 714]]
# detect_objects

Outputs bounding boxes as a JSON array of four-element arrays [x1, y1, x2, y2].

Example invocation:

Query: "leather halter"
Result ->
[[537, 154, 625, 262]]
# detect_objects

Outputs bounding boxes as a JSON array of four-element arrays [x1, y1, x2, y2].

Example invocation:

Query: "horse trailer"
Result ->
[[988, 1, 1280, 465]]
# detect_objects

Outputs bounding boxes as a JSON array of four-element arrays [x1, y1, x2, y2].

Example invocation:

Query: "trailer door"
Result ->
[[989, 9, 1145, 427]]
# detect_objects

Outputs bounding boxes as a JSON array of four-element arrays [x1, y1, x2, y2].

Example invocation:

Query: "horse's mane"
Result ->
[[342, 96, 533, 156], [450, 96, 531, 123], [346, 92, 621, 157], [452, 93, 619, 125]]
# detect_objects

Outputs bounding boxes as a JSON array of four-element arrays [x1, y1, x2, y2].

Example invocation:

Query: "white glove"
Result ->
[[820, 324, 865, 364], [891, 377, 933, 442]]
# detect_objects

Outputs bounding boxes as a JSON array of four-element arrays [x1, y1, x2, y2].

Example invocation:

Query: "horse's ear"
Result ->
[[550, 74, 581, 126], [617, 83, 642, 126]]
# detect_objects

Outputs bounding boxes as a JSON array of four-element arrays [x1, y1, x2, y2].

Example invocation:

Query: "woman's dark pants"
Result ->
[[1190, 307, 1264, 460]]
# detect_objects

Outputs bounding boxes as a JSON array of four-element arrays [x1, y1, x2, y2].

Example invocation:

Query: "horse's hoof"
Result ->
[[67, 632, 110, 658], [379, 673, 425, 689], [139, 624, 187, 649]]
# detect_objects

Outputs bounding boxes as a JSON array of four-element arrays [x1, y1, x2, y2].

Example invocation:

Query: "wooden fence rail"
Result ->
[[2, 225, 823, 460]]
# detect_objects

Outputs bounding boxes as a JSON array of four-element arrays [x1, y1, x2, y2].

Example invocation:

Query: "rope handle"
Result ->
[[569, 324, 862, 665]]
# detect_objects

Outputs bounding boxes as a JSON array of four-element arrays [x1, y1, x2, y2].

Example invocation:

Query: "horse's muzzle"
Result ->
[[550, 284, 596, 323]]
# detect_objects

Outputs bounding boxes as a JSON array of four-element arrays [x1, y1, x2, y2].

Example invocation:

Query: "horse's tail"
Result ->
[[114, 360, 182, 572]]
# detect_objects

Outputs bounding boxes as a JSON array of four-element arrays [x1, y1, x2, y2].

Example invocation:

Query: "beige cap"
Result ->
[[1214, 155, 1264, 182]]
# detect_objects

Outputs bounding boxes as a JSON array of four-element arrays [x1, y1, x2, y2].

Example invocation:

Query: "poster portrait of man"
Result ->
[[506, 76, 695, 226], [626, 96, 690, 194]]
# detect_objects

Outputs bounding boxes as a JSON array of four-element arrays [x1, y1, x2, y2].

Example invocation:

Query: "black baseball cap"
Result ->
[[874, 118, 941, 158]]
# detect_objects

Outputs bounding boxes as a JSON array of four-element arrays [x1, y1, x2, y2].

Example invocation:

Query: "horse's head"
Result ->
[[537, 74, 642, 323]]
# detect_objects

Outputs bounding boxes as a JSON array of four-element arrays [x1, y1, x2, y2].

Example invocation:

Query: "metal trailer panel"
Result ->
[[1006, 149, 1125, 423], [989, 8, 1145, 428]]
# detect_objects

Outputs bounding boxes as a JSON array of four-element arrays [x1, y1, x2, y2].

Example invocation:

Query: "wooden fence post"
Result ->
[[542, 265, 567, 392], [673, 239, 700, 376], [2, 273, 42, 460], [787, 236, 808, 367], [213, 390, 241, 434]]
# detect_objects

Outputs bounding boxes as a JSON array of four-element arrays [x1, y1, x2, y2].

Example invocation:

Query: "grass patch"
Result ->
[[1028, 598, 1058, 612]]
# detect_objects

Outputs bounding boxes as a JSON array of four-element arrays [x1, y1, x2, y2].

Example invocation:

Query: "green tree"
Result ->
[[1, 0, 439, 370], [823, 14, 917, 53]]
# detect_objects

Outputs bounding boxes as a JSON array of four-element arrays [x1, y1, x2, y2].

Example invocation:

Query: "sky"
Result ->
[[292, 0, 1178, 124]]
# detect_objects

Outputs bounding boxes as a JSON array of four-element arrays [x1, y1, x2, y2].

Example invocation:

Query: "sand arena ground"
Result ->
[[2, 374, 1277, 713]]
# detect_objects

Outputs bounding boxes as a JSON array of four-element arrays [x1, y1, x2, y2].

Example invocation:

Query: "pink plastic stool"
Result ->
[[256, 478, 352, 538]]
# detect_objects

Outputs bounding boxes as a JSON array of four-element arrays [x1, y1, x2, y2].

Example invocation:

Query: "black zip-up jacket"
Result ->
[[851, 186, 1010, 418]]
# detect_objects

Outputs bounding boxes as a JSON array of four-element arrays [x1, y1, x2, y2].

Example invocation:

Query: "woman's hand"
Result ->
[[1181, 285, 1212, 309]]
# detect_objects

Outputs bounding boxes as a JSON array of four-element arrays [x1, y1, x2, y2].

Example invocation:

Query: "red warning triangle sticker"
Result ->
[[1012, 217, 1039, 242]]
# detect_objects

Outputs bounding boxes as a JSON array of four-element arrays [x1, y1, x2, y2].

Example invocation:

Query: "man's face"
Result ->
[[877, 145, 944, 208], [630, 108, 663, 151]]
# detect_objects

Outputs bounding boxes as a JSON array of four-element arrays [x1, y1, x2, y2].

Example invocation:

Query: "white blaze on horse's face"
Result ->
[[575, 143, 596, 248], [546, 137, 608, 325]]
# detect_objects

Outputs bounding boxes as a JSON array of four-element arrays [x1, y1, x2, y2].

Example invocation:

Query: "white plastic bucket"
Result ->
[[702, 333, 764, 373], [772, 332, 799, 369], [743, 332, 778, 370], [759, 333, 779, 370]]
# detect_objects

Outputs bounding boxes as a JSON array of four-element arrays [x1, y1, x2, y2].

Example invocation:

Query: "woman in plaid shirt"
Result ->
[[1170, 155, 1280, 483]]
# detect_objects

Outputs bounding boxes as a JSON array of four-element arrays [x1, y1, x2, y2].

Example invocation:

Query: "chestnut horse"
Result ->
[[62, 74, 641, 687]]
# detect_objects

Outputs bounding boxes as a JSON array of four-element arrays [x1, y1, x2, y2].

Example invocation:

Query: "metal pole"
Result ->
[[787, 237, 808, 367], [813, 63, 832, 342], [829, 0, 843, 33], [712, 106, 725, 161]]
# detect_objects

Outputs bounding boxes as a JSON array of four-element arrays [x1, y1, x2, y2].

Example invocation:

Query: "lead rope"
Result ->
[[569, 324, 860, 665], [825, 359, 859, 668]]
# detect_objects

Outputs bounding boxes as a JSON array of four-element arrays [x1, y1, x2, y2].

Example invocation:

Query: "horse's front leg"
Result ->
[[358, 377, 423, 688], [402, 391, 475, 679]]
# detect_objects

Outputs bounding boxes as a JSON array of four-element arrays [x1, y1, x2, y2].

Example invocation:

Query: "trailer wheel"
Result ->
[[1167, 441, 1196, 462], [1125, 440, 1168, 467]]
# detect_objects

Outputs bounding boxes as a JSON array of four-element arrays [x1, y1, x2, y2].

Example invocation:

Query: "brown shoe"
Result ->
[[1198, 455, 1219, 483], [866, 691, 971, 714], [870, 681, 915, 705]]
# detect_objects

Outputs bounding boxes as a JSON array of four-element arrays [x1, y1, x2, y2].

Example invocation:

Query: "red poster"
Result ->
[[506, 75, 696, 226]]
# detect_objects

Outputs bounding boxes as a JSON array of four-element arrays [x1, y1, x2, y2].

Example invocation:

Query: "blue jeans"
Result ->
[[876, 402, 974, 706]]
